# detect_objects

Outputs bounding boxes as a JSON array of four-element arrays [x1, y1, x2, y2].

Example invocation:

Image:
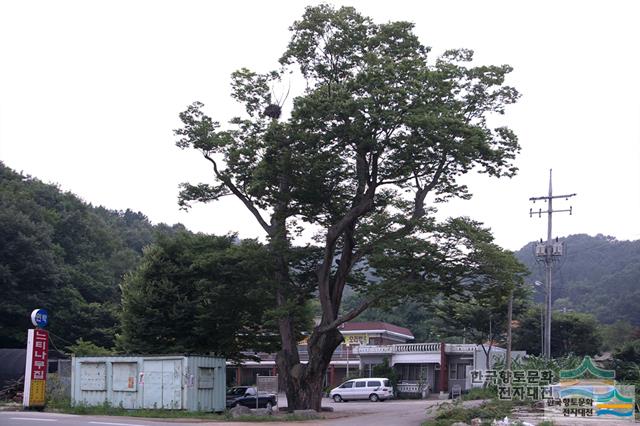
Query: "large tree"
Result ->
[[434, 245, 529, 368], [175, 5, 520, 410], [119, 233, 292, 359], [513, 308, 602, 357]]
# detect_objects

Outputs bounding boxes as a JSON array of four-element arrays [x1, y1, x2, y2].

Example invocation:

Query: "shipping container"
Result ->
[[71, 355, 226, 412]]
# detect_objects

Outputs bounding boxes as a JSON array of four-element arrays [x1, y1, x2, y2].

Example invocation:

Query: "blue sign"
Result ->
[[30, 309, 48, 328]]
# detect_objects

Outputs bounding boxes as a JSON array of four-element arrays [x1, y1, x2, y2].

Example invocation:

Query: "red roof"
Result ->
[[340, 321, 414, 338]]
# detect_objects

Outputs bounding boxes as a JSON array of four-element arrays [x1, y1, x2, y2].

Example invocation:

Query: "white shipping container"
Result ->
[[71, 355, 226, 412]]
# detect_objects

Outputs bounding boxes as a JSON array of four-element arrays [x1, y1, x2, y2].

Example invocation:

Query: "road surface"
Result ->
[[0, 397, 443, 426]]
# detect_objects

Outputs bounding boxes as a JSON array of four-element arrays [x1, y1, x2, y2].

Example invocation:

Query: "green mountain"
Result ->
[[0, 162, 186, 349], [515, 234, 640, 326]]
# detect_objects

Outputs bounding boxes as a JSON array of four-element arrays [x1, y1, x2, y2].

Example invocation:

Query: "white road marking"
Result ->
[[89, 422, 144, 426], [9, 419, 57, 422]]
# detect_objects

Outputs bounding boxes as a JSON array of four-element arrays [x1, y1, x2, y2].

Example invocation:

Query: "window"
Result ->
[[449, 363, 468, 380], [355, 381, 366, 388], [383, 379, 390, 387], [367, 381, 381, 387], [340, 381, 354, 389], [198, 367, 214, 389]]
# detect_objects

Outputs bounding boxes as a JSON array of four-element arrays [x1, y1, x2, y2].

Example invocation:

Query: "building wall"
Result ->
[[184, 356, 226, 412], [72, 356, 226, 412], [447, 354, 473, 393]]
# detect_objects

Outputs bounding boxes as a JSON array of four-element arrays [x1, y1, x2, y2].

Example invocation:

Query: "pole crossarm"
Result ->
[[529, 193, 577, 201]]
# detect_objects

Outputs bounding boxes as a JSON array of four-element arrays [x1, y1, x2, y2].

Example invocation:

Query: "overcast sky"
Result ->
[[1, 0, 638, 251]]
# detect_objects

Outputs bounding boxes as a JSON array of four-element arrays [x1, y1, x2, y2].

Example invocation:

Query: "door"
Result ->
[[162, 359, 182, 409], [143, 360, 163, 409], [337, 380, 354, 400], [142, 359, 183, 409], [354, 380, 367, 399]]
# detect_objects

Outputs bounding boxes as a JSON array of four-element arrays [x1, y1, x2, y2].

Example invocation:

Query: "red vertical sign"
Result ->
[[23, 329, 49, 407], [31, 329, 49, 381]]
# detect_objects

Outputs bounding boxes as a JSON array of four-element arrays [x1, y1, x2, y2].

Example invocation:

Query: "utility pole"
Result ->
[[529, 169, 576, 359], [506, 289, 513, 371]]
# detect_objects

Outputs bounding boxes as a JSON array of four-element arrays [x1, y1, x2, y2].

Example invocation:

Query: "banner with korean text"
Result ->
[[22, 329, 49, 407]]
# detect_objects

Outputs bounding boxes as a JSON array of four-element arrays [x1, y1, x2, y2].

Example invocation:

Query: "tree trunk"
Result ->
[[276, 326, 343, 411]]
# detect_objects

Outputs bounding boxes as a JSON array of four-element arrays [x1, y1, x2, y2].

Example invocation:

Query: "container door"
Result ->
[[143, 360, 163, 409], [162, 359, 182, 409]]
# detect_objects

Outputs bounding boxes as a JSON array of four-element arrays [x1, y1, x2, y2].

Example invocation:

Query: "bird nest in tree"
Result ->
[[264, 104, 282, 119]]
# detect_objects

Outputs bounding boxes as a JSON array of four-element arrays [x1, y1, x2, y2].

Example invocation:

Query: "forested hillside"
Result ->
[[514, 234, 640, 325], [2, 159, 638, 354], [0, 162, 186, 349], [346, 234, 640, 346]]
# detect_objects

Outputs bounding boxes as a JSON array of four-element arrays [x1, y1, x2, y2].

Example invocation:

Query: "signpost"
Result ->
[[23, 309, 49, 408], [256, 375, 278, 410]]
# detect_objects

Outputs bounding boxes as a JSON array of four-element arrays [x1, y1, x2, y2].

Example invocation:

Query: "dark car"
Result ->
[[226, 386, 277, 409]]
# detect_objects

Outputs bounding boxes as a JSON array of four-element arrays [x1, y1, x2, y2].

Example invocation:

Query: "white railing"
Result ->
[[444, 344, 477, 353], [397, 382, 428, 393], [394, 343, 441, 352], [356, 343, 441, 355]]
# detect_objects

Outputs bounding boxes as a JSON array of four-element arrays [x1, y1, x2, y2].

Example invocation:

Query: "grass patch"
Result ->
[[461, 387, 496, 401], [47, 401, 315, 422], [423, 399, 515, 426]]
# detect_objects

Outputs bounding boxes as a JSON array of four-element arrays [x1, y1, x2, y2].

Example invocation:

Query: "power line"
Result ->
[[528, 169, 576, 359]]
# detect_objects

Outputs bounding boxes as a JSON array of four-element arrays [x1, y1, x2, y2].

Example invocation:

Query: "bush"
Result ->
[[45, 374, 71, 409], [461, 387, 496, 401], [424, 400, 515, 426], [492, 354, 583, 384], [66, 338, 114, 356], [372, 357, 398, 388]]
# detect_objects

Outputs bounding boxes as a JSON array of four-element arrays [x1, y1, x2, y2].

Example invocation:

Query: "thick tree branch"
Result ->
[[317, 192, 374, 322], [317, 145, 378, 323], [317, 297, 376, 333], [204, 153, 273, 235], [349, 155, 449, 269], [330, 224, 356, 313]]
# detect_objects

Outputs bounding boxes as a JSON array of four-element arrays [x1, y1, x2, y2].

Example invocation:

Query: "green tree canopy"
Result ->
[[609, 339, 640, 382], [513, 308, 602, 357], [119, 233, 305, 359], [174, 4, 520, 409], [0, 162, 185, 349]]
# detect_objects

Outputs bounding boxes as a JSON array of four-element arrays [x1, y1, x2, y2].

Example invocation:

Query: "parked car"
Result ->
[[226, 386, 277, 409], [329, 377, 394, 402]]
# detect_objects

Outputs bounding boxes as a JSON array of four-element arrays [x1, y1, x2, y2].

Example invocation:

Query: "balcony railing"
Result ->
[[396, 382, 428, 393], [356, 342, 441, 355], [237, 342, 477, 365], [394, 343, 441, 352], [444, 343, 477, 353]]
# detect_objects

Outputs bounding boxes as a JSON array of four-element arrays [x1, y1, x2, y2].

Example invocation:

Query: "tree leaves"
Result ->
[[0, 162, 185, 349], [118, 233, 296, 359]]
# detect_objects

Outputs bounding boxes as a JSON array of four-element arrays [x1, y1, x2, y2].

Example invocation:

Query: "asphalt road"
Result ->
[[1, 411, 205, 426], [0, 397, 441, 426]]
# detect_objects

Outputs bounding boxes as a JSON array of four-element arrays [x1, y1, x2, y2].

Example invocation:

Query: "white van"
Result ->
[[329, 377, 394, 402]]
